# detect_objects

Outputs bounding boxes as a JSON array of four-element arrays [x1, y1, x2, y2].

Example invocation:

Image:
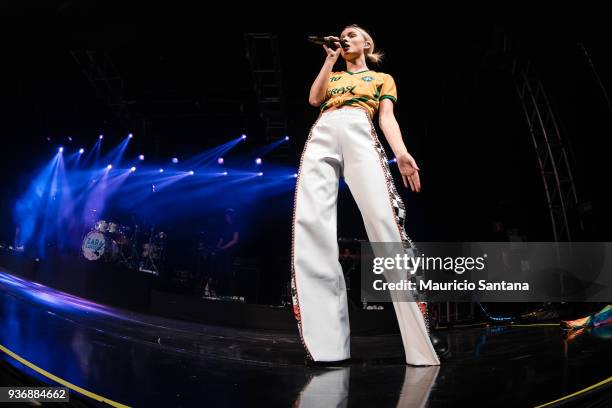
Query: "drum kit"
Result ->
[[81, 218, 166, 275]]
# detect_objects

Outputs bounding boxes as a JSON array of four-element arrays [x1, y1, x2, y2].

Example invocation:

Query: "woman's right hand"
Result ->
[[322, 36, 342, 62]]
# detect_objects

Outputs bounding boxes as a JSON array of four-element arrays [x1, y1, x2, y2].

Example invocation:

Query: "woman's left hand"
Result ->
[[396, 152, 421, 192]]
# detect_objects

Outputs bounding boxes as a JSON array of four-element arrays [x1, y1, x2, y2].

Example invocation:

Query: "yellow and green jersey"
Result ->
[[320, 69, 397, 118]]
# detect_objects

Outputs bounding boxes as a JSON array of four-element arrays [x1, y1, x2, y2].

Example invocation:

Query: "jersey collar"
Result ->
[[344, 69, 371, 75]]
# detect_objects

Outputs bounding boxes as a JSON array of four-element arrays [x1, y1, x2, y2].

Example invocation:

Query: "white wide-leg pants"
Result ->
[[291, 108, 439, 366]]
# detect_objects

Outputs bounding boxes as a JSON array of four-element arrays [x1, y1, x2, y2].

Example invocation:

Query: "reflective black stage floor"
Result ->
[[1, 268, 611, 407]]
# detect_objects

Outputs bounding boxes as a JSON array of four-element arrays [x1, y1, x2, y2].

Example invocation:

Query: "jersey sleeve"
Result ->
[[380, 73, 398, 103]]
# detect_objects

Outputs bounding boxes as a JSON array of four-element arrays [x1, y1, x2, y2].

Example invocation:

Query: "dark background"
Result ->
[[0, 4, 611, 300]]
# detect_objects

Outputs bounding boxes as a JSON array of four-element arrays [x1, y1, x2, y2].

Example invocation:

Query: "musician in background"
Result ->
[[215, 208, 240, 296]]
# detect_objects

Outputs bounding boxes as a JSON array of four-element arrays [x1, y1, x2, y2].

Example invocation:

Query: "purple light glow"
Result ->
[[255, 158, 262, 165], [217, 157, 224, 165], [0, 270, 145, 321]]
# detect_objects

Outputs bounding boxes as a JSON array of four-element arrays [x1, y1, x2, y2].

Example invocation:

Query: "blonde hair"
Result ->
[[343, 24, 384, 64]]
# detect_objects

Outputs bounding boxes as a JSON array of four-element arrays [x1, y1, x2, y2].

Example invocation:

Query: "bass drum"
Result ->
[[82, 230, 118, 261]]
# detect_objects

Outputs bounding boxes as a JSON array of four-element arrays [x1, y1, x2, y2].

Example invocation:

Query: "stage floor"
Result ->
[[1, 268, 611, 407]]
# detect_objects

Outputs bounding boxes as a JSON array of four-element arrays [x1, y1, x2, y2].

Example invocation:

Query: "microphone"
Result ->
[[308, 36, 348, 50]]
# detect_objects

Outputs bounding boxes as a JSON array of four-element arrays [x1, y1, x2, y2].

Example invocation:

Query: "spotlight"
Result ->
[[188, 170, 194, 175], [99, 134, 104, 139], [293, 173, 298, 178], [58, 147, 64, 153], [138, 154, 145, 161], [241, 134, 247, 140], [217, 157, 224, 165], [223, 171, 228, 176], [172, 157, 179, 163], [79, 148, 85, 154], [257, 172, 263, 176], [106, 164, 113, 170], [68, 136, 73, 142], [159, 168, 164, 173], [285, 136, 290, 141], [130, 166, 136, 172], [255, 157, 262, 165], [128, 133, 134, 139]]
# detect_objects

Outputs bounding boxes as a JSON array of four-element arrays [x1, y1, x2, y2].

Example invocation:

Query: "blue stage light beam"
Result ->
[[180, 136, 248, 169], [13, 152, 61, 250], [245, 137, 290, 160], [82, 137, 102, 168], [99, 135, 132, 167]]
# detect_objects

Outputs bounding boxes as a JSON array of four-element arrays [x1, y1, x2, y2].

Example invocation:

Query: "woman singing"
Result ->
[[291, 24, 445, 366]]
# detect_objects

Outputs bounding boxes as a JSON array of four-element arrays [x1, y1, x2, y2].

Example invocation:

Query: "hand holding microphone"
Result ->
[[308, 35, 348, 64], [307, 36, 348, 50], [308, 36, 348, 61]]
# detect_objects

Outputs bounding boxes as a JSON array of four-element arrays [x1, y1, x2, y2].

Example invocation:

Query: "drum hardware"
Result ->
[[82, 218, 149, 270], [80, 217, 169, 277], [95, 219, 109, 233], [139, 225, 165, 275]]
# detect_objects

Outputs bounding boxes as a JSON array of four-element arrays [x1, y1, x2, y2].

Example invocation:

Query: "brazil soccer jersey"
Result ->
[[320, 69, 398, 118]]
